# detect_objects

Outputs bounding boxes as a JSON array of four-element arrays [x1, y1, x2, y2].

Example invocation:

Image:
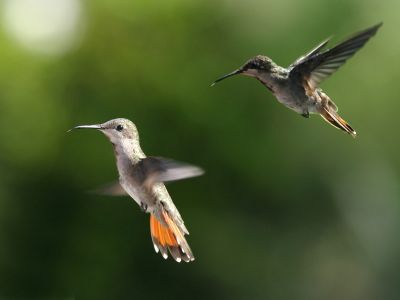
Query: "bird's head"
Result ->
[[70, 118, 139, 145], [211, 55, 273, 85]]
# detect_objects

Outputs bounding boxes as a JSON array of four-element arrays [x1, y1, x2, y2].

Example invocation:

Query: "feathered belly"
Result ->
[[119, 178, 143, 207], [119, 176, 166, 212], [273, 90, 305, 114]]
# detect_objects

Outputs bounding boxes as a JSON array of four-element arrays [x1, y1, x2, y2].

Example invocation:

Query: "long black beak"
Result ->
[[211, 69, 243, 86], [68, 124, 102, 132]]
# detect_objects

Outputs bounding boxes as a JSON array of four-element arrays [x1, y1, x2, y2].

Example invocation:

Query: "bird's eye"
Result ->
[[116, 125, 124, 132], [247, 62, 256, 70]]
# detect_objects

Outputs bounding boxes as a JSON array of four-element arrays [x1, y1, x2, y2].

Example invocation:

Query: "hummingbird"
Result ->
[[212, 23, 383, 137], [70, 118, 204, 262]]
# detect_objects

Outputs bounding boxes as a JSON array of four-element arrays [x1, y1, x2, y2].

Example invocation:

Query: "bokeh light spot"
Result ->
[[2, 0, 84, 56]]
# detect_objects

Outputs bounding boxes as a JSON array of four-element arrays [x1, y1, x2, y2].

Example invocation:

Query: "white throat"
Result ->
[[114, 138, 145, 165]]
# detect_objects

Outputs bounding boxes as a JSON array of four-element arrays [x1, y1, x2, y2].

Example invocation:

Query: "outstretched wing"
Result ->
[[289, 23, 382, 88], [90, 181, 127, 196], [92, 157, 203, 196], [133, 157, 204, 188], [290, 37, 331, 67]]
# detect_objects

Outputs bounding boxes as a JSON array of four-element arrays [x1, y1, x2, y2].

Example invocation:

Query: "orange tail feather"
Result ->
[[150, 212, 194, 262], [320, 107, 357, 137]]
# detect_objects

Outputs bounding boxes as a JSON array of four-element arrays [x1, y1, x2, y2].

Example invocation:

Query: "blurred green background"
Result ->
[[0, 0, 399, 299]]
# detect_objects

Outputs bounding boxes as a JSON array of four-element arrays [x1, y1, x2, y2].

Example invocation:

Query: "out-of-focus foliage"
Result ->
[[0, 0, 399, 299]]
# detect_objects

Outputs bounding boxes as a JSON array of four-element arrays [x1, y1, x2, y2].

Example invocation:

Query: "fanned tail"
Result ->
[[320, 107, 357, 137], [150, 212, 194, 263]]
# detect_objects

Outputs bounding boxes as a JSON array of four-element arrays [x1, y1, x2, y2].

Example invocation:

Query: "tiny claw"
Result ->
[[140, 202, 148, 212], [301, 112, 310, 118]]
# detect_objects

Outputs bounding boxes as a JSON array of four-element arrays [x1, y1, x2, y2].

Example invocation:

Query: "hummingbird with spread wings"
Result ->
[[212, 23, 382, 137], [71, 118, 204, 262]]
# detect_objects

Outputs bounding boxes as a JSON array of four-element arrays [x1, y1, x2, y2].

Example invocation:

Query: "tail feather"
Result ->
[[150, 215, 167, 257], [320, 107, 356, 137], [150, 212, 194, 263]]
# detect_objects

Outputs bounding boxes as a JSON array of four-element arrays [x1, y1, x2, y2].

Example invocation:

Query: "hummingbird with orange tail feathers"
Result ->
[[71, 118, 204, 262], [212, 23, 382, 137]]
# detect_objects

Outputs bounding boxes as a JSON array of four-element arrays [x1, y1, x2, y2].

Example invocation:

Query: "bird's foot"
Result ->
[[140, 202, 148, 212], [302, 112, 310, 118]]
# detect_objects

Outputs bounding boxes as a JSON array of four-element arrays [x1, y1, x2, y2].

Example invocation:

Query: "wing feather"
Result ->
[[132, 157, 204, 188], [290, 23, 382, 88]]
